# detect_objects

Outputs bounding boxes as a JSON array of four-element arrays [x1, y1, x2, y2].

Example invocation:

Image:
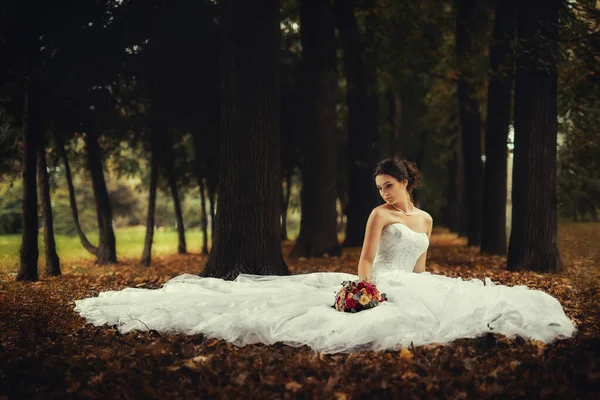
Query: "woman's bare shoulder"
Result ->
[[414, 207, 433, 224], [369, 204, 391, 223]]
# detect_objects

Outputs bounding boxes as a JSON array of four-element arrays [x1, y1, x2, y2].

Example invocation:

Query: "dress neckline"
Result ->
[[385, 222, 429, 237]]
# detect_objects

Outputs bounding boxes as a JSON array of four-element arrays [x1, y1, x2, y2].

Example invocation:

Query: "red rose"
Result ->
[[345, 298, 357, 309]]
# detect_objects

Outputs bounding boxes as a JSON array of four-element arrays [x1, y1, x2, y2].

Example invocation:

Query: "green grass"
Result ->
[[1, 222, 598, 275], [0, 227, 208, 273]]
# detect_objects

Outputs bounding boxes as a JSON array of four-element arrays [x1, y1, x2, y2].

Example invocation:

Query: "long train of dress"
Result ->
[[74, 223, 576, 353]]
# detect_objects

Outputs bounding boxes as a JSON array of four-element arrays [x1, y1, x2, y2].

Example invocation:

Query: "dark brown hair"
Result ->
[[373, 158, 421, 193]]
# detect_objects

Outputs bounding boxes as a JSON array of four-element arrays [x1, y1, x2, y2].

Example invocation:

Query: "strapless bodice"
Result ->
[[372, 223, 429, 279]]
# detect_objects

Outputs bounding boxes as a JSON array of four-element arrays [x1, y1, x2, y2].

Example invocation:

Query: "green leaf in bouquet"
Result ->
[[353, 294, 361, 301]]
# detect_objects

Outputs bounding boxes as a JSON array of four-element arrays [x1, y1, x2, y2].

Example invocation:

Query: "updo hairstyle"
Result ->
[[373, 158, 421, 193]]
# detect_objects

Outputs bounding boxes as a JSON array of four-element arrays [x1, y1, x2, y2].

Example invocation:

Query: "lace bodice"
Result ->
[[372, 223, 429, 279]]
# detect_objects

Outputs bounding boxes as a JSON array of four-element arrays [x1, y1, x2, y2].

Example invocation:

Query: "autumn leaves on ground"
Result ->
[[1, 224, 599, 399]]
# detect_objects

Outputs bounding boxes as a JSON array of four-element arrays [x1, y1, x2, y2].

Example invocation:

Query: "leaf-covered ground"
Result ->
[[1, 226, 599, 399]]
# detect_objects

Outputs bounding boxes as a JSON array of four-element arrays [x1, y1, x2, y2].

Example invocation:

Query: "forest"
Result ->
[[1, 0, 599, 398]]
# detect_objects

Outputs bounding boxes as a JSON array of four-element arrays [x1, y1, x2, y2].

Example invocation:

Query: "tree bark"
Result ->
[[281, 168, 292, 241], [17, 56, 41, 282], [198, 174, 209, 254], [84, 127, 117, 264], [208, 191, 216, 241], [455, 0, 484, 246], [168, 173, 187, 254], [37, 137, 61, 276], [334, 0, 380, 248], [200, 0, 289, 279], [291, 0, 341, 257], [141, 128, 160, 266], [57, 136, 98, 255], [481, 0, 516, 255], [507, 0, 562, 272], [456, 130, 469, 237]]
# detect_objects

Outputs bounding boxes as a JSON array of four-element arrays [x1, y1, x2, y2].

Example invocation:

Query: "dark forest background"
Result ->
[[1, 0, 598, 280]]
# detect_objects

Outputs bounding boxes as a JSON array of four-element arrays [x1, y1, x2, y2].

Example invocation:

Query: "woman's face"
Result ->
[[375, 174, 407, 205]]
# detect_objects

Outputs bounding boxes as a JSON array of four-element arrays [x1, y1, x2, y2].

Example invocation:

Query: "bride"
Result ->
[[74, 158, 575, 353]]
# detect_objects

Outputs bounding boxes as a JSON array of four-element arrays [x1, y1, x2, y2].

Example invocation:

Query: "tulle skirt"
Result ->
[[74, 271, 576, 353]]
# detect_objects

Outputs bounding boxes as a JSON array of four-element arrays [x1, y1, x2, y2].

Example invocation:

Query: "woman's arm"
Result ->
[[357, 209, 386, 282], [413, 214, 433, 273]]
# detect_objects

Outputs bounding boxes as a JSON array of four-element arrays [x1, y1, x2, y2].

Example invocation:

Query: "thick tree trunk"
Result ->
[[291, 0, 341, 257], [456, 0, 484, 246], [141, 130, 160, 266], [168, 173, 187, 254], [481, 0, 516, 255], [200, 0, 289, 279], [84, 127, 117, 264], [198, 174, 209, 254], [37, 138, 61, 276], [57, 136, 98, 255], [281, 168, 292, 241], [507, 0, 562, 272], [334, 0, 380, 248], [17, 62, 41, 282], [208, 191, 216, 240]]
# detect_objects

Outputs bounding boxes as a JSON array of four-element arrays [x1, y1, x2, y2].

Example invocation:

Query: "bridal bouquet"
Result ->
[[334, 280, 387, 313]]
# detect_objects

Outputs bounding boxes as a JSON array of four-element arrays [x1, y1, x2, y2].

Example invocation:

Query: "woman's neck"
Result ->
[[392, 194, 412, 213]]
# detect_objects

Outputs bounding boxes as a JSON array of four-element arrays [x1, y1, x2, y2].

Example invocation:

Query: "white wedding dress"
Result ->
[[74, 223, 576, 353]]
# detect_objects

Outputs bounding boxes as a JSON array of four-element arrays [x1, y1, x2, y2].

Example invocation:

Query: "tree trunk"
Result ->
[[481, 0, 516, 255], [507, 0, 562, 272], [57, 136, 98, 255], [141, 129, 160, 266], [334, 0, 380, 248], [445, 141, 460, 232], [291, 0, 341, 257], [37, 137, 61, 276], [281, 168, 292, 241], [84, 127, 117, 264], [204, 131, 220, 242], [456, 130, 469, 237], [198, 174, 209, 254], [168, 173, 187, 254], [190, 132, 210, 254], [456, 0, 484, 246], [208, 190, 216, 241], [200, 0, 289, 279], [17, 58, 41, 282]]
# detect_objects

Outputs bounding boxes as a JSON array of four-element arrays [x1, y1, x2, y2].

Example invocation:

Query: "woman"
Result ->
[[74, 159, 575, 353]]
